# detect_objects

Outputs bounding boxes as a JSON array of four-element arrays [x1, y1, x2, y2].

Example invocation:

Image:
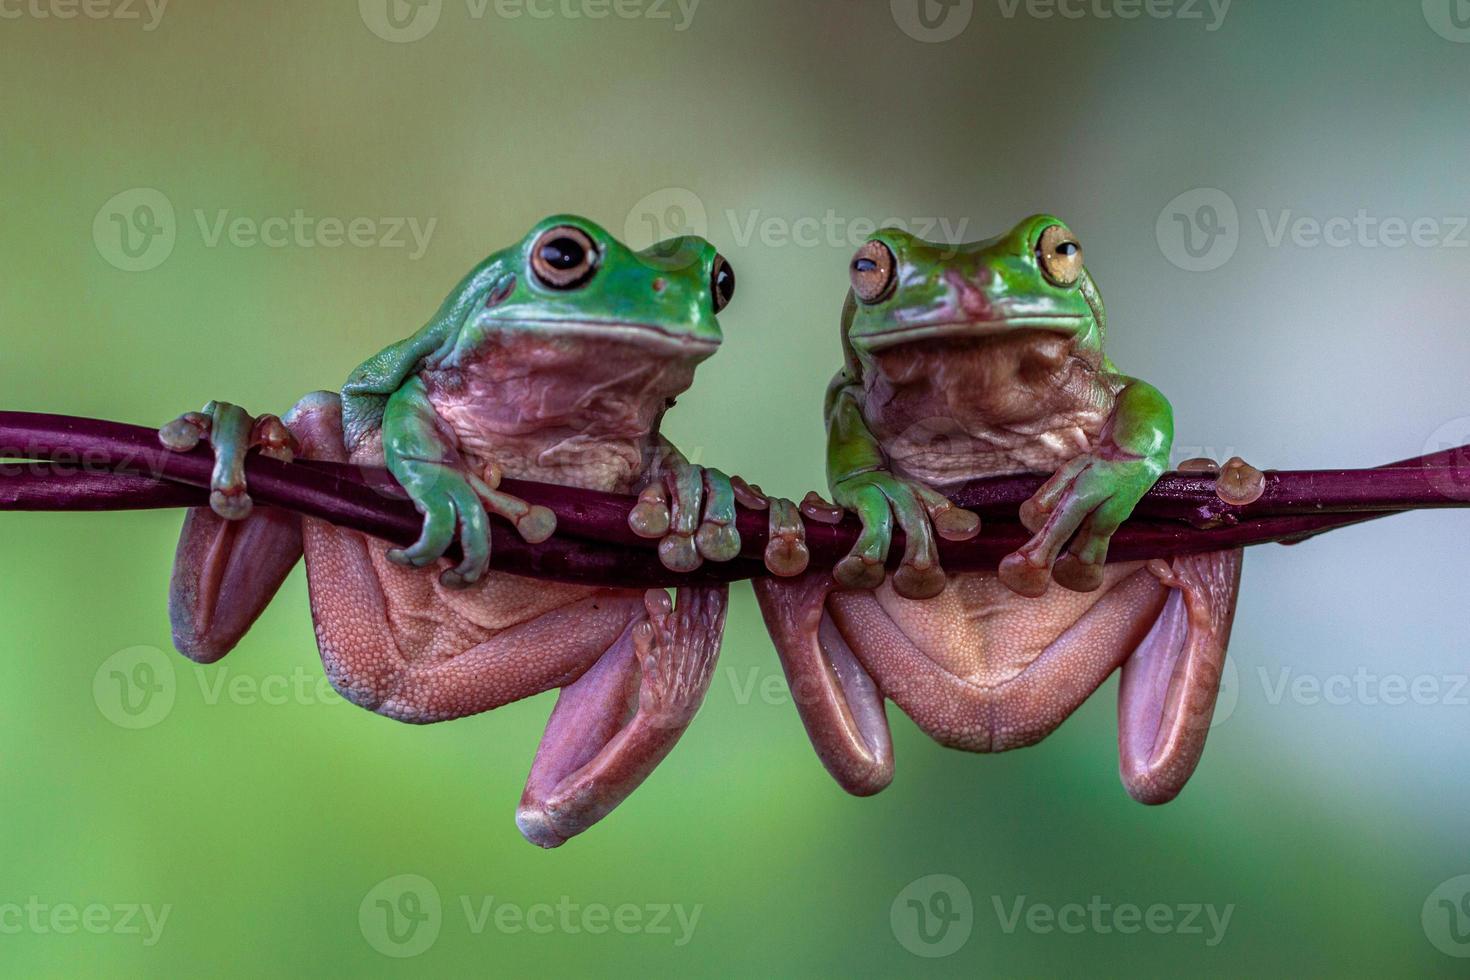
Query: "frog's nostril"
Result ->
[[652, 277, 667, 293]]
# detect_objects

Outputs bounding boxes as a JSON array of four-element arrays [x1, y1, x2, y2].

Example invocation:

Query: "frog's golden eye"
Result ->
[[711, 254, 736, 314], [1037, 225, 1083, 287], [851, 240, 896, 304], [531, 225, 599, 290]]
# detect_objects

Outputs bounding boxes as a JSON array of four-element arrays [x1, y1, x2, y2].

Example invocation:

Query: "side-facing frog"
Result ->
[[161, 215, 746, 847], [754, 215, 1242, 804]]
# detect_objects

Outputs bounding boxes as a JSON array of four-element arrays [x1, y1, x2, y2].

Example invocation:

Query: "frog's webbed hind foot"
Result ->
[[1117, 549, 1244, 804], [517, 587, 728, 848], [752, 570, 894, 796]]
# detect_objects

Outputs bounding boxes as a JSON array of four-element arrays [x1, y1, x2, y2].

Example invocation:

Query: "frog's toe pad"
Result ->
[[834, 555, 885, 591], [998, 552, 1051, 598], [209, 488, 253, 521], [1053, 554, 1105, 593], [893, 562, 946, 600], [628, 487, 671, 539], [659, 534, 702, 573], [764, 534, 810, 578], [695, 523, 741, 563], [932, 506, 980, 542], [1216, 457, 1266, 506], [516, 505, 558, 544], [159, 415, 208, 452]]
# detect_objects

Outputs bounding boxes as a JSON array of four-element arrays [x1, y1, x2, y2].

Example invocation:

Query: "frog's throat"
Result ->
[[853, 315, 1089, 352], [472, 318, 720, 355]]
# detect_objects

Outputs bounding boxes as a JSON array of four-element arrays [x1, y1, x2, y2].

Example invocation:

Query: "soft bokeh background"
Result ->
[[3, 1, 1469, 975]]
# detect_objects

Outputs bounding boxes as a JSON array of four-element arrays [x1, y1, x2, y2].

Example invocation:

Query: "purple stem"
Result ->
[[3, 410, 1466, 588]]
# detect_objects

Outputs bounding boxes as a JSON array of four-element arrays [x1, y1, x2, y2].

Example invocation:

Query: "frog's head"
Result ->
[[444, 214, 733, 363], [841, 214, 1105, 373]]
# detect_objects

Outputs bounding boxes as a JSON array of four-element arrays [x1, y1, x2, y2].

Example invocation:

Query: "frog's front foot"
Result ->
[[729, 477, 811, 578], [628, 457, 743, 573], [831, 471, 980, 600], [1001, 452, 1161, 598], [387, 461, 557, 590], [158, 401, 297, 520]]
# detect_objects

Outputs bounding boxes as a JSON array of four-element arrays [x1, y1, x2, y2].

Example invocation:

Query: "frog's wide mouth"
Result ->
[[487, 318, 721, 354], [855, 315, 1087, 351]]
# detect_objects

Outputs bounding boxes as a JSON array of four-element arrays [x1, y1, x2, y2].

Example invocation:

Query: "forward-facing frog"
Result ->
[[754, 215, 1243, 804], [161, 215, 748, 847]]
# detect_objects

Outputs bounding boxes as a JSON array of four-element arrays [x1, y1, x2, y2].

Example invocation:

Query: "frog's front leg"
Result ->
[[1000, 378, 1172, 598], [383, 376, 556, 588], [518, 586, 727, 848]]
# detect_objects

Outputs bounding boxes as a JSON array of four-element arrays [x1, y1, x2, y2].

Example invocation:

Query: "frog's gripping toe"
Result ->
[[834, 554, 886, 591], [997, 551, 1052, 598], [515, 505, 558, 545]]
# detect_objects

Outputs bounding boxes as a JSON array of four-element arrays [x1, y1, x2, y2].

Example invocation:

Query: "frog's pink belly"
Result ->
[[858, 566, 1146, 685], [826, 564, 1163, 751]]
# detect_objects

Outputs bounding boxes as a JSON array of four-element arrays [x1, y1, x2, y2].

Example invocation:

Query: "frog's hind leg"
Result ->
[[517, 587, 728, 848], [284, 393, 645, 723], [752, 571, 894, 796], [1117, 549, 1244, 805]]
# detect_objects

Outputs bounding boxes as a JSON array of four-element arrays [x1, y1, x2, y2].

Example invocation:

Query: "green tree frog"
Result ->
[[160, 215, 747, 847], [753, 215, 1243, 805]]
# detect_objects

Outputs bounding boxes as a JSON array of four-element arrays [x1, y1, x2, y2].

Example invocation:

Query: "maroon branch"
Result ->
[[3, 411, 1469, 588]]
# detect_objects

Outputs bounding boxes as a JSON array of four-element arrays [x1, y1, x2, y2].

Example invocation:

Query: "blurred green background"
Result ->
[[3, 1, 1470, 975]]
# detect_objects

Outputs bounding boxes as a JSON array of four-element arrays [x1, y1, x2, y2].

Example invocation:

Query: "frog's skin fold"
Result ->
[[753, 215, 1243, 804], [163, 216, 748, 847]]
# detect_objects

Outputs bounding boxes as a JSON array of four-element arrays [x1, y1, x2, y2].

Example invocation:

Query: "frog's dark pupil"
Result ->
[[1057, 242, 1079, 256], [542, 238, 585, 270], [854, 258, 877, 273], [716, 264, 735, 300]]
